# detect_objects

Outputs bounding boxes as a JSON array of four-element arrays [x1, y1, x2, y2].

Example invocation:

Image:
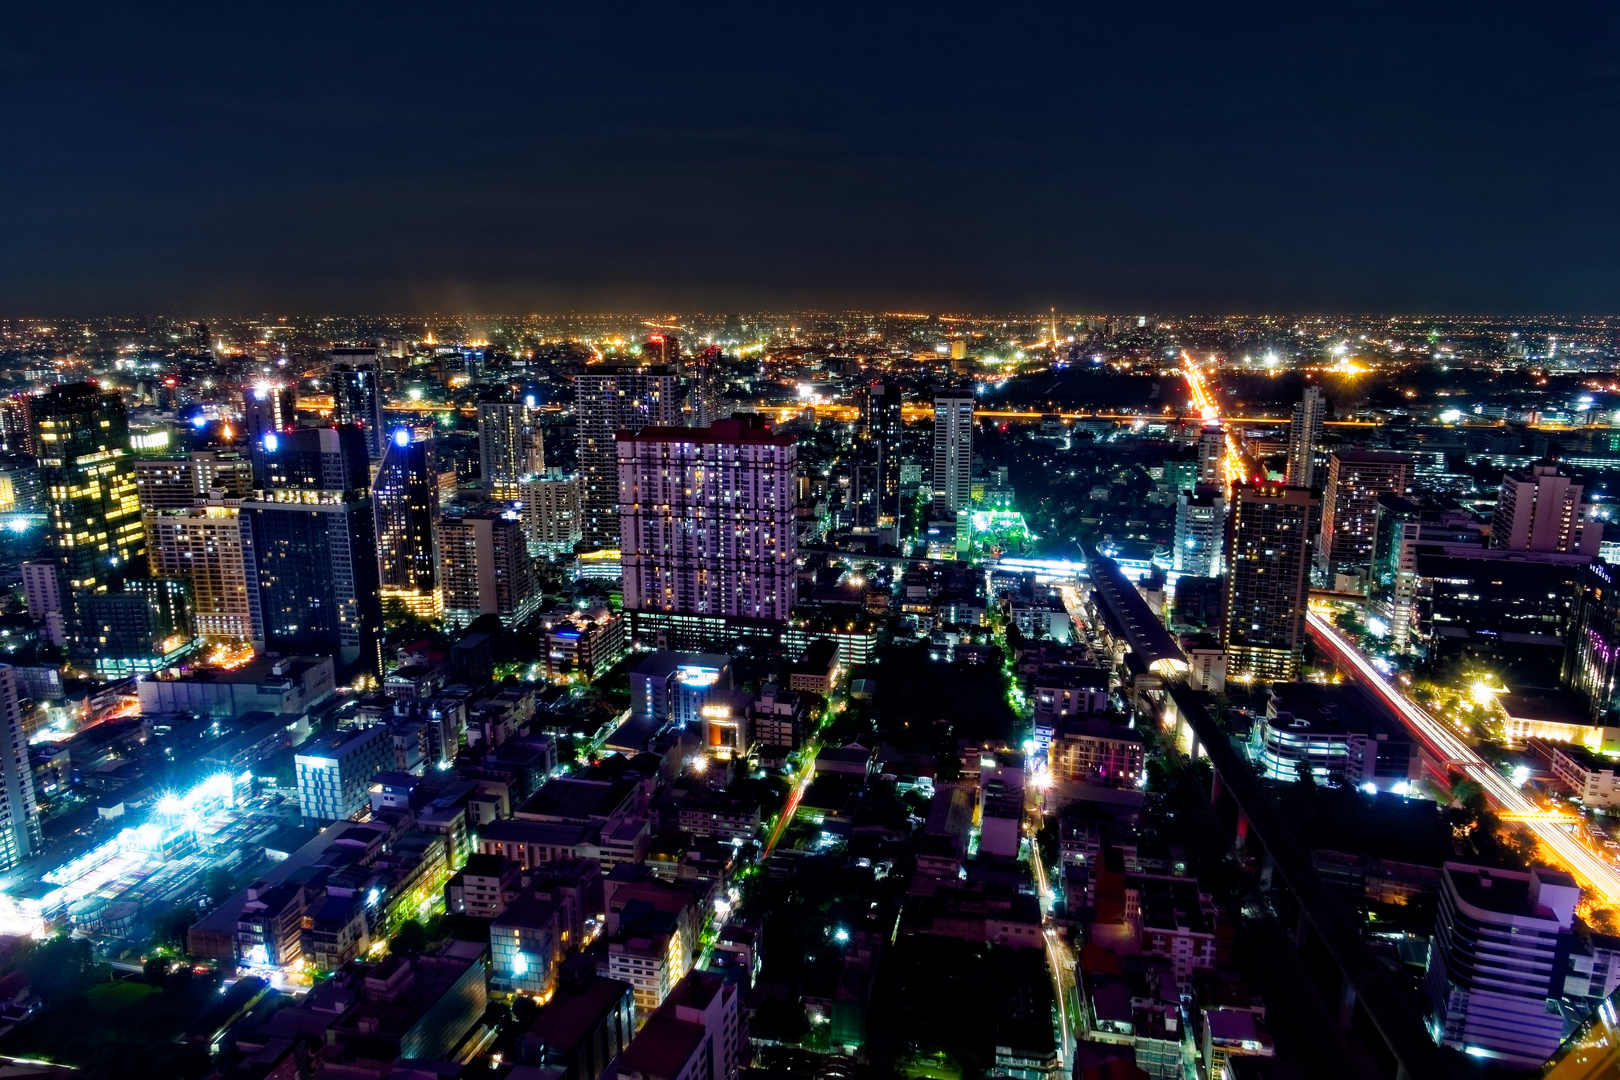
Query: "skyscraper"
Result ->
[[1197, 424, 1226, 488], [330, 351, 384, 460], [32, 384, 147, 658], [242, 383, 295, 449], [1284, 386, 1325, 488], [0, 667, 40, 872], [860, 380, 902, 524], [1222, 483, 1318, 682], [438, 510, 539, 628], [477, 401, 545, 500], [1318, 450, 1413, 578], [618, 416, 797, 641], [1490, 462, 1602, 555], [239, 426, 383, 674], [374, 427, 442, 622], [575, 365, 678, 547], [1425, 862, 1580, 1067], [932, 388, 974, 516]]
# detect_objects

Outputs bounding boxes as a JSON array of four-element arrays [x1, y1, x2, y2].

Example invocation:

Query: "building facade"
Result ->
[[478, 401, 545, 500], [618, 417, 797, 627], [931, 389, 974, 516], [295, 724, 393, 823], [1491, 463, 1602, 556], [145, 505, 252, 640], [1284, 386, 1324, 487], [520, 471, 584, 555], [1318, 450, 1412, 579], [330, 350, 384, 459], [438, 511, 539, 628]]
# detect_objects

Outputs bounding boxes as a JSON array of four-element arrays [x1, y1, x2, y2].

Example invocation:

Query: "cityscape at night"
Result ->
[[0, 314, 1609, 1080], [5, 3, 1620, 1080]]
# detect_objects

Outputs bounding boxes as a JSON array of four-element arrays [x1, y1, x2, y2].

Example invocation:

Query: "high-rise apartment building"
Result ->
[[374, 428, 442, 622], [137, 451, 253, 513], [145, 505, 252, 640], [931, 389, 974, 516], [618, 416, 797, 633], [477, 401, 545, 500], [1222, 484, 1318, 683], [1174, 485, 1225, 576], [860, 380, 903, 524], [239, 426, 383, 674], [1490, 463, 1602, 555], [575, 365, 678, 547], [32, 385, 147, 659], [330, 351, 384, 459], [438, 511, 540, 629], [0, 396, 34, 456], [519, 471, 583, 554], [1425, 862, 1580, 1068], [1318, 450, 1412, 578], [1284, 386, 1325, 487], [0, 667, 40, 872]]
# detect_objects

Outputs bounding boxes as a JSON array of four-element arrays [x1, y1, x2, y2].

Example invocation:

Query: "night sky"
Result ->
[[3, 2, 1618, 314]]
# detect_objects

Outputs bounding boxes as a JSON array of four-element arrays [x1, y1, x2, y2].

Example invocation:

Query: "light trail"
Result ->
[[762, 761, 815, 859], [1307, 611, 1620, 904], [1027, 816, 1075, 1064]]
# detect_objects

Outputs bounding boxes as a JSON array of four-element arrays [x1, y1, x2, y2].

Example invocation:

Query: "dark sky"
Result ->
[[3, 2, 1618, 315]]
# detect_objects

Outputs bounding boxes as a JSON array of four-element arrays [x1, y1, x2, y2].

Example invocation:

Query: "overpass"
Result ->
[[1161, 681, 1459, 1080]]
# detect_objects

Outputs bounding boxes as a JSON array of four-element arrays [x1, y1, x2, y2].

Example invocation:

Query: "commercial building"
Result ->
[[1284, 386, 1324, 487], [1490, 462, 1602, 556], [1569, 559, 1620, 724], [330, 351, 384, 459], [575, 364, 679, 546], [439, 510, 540, 628], [1318, 450, 1412, 579], [629, 653, 734, 732], [239, 425, 383, 674], [374, 427, 442, 622], [1415, 548, 1587, 680], [932, 388, 974, 516], [1425, 862, 1580, 1067], [545, 607, 626, 680], [1544, 741, 1620, 807], [144, 504, 252, 640], [1249, 681, 1417, 790], [478, 400, 546, 500], [1369, 495, 1485, 650], [517, 963, 637, 1080], [1222, 484, 1317, 683], [242, 383, 295, 454], [618, 416, 797, 629], [1048, 719, 1145, 789], [138, 654, 335, 718], [521, 470, 584, 554], [295, 725, 393, 823], [1172, 485, 1224, 576], [492, 891, 571, 995]]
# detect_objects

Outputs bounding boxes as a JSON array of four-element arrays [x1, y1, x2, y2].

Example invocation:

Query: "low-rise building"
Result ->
[[617, 970, 742, 1080], [1048, 719, 1145, 789], [446, 852, 521, 918], [1545, 740, 1620, 807]]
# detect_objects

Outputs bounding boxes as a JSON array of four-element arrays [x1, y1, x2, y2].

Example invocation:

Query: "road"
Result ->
[[762, 758, 816, 859], [1028, 811, 1080, 1067], [1307, 610, 1620, 904]]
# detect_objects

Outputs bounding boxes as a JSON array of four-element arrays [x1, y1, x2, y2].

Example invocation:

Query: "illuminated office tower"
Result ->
[[242, 383, 296, 449], [1490, 462, 1602, 555], [860, 380, 902, 523], [239, 426, 383, 674], [1284, 386, 1325, 487], [618, 416, 797, 634], [373, 427, 442, 622], [330, 350, 384, 459], [932, 388, 974, 516], [1222, 483, 1318, 683], [575, 365, 678, 546], [146, 504, 252, 640], [437, 510, 539, 629], [1174, 485, 1225, 576], [519, 471, 583, 555], [32, 384, 147, 657], [0, 667, 40, 872], [1318, 450, 1412, 578], [477, 400, 545, 500]]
